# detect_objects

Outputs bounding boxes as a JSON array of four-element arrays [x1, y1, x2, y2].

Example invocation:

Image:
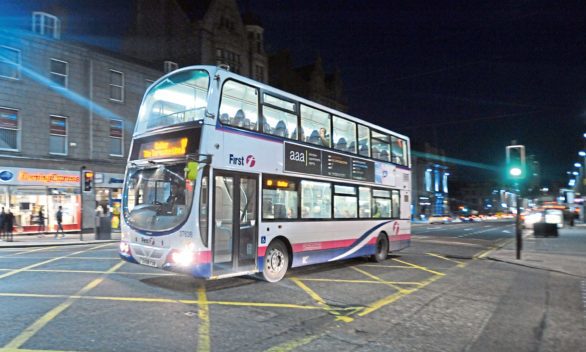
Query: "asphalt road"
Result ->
[[0, 220, 584, 352]]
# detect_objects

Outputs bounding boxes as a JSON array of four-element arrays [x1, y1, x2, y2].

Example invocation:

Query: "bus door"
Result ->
[[212, 171, 258, 275]]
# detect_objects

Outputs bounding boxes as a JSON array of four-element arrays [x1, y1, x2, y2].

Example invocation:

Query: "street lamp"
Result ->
[[575, 163, 582, 168]]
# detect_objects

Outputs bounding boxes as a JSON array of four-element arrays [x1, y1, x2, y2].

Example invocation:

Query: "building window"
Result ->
[[109, 119, 123, 156], [215, 48, 241, 74], [254, 64, 264, 82], [164, 61, 178, 73], [49, 116, 67, 155], [32, 12, 61, 39], [0, 46, 21, 80], [50, 59, 68, 88], [425, 169, 432, 192], [443, 172, 449, 193], [109, 70, 124, 102], [0, 107, 18, 151]]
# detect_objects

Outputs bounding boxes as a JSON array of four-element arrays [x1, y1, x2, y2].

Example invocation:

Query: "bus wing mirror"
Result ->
[[186, 161, 199, 181]]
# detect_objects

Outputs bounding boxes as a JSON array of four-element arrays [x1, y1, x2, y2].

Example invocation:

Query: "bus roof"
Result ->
[[149, 65, 410, 142]]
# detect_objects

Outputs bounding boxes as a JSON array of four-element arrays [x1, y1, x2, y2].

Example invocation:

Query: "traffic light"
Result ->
[[83, 170, 94, 192], [506, 145, 526, 181]]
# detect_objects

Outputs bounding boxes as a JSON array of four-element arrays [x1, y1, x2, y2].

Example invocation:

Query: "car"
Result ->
[[428, 214, 451, 224], [459, 215, 472, 222], [523, 209, 564, 229]]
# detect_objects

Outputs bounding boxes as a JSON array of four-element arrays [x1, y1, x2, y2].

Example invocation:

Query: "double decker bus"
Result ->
[[119, 66, 411, 282]]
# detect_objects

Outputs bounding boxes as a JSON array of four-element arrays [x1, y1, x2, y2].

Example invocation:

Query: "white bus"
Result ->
[[119, 66, 411, 282]]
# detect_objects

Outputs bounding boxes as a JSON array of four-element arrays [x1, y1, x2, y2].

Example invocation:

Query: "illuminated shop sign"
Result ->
[[18, 171, 80, 184]]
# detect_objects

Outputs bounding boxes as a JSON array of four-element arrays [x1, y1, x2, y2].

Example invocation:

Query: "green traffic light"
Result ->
[[509, 167, 522, 177]]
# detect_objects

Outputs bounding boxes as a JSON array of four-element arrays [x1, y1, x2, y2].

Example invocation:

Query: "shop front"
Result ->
[[0, 167, 81, 234], [94, 172, 124, 232]]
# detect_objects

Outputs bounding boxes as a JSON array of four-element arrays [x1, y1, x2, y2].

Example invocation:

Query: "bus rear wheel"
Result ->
[[370, 233, 389, 263], [262, 240, 289, 282]]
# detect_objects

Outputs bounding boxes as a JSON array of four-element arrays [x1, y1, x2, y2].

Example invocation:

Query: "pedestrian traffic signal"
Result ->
[[506, 145, 526, 181], [83, 170, 94, 192]]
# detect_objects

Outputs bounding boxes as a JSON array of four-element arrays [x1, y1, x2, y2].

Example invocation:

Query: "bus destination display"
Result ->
[[285, 143, 374, 182], [139, 137, 188, 159], [130, 128, 200, 161]]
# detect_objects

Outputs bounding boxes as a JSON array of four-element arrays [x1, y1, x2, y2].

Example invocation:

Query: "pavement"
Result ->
[[486, 223, 586, 278], [0, 231, 121, 247]]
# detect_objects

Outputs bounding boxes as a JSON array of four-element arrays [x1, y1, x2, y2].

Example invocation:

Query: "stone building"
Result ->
[[0, 11, 161, 234], [269, 50, 347, 112], [411, 142, 450, 219], [123, 0, 268, 82]]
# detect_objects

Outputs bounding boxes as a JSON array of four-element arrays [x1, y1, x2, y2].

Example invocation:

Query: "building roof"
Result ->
[[176, 0, 213, 22], [242, 11, 262, 27]]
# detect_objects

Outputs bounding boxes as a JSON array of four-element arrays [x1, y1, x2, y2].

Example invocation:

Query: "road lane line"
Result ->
[[301, 278, 423, 286], [265, 333, 323, 352], [0, 268, 177, 276], [0, 348, 80, 352], [391, 258, 445, 276], [351, 267, 411, 293], [359, 264, 417, 269], [426, 252, 465, 267], [474, 238, 514, 259], [0, 292, 329, 311], [290, 277, 353, 322], [4, 247, 54, 257], [0, 243, 114, 281], [4, 260, 125, 349], [197, 285, 210, 352]]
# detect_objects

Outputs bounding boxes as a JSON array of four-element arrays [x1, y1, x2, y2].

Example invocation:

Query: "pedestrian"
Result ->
[[55, 206, 64, 239], [37, 207, 46, 237], [0, 207, 5, 241], [5, 209, 14, 242]]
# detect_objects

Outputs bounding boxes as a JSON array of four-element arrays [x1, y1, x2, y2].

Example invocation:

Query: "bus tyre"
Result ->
[[262, 240, 289, 283], [370, 233, 389, 263]]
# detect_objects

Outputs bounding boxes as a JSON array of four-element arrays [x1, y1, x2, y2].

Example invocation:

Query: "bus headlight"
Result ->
[[171, 249, 193, 267], [119, 241, 130, 254]]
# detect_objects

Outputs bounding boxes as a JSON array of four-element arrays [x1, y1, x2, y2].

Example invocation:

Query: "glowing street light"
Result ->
[[579, 151, 586, 157], [575, 162, 582, 168]]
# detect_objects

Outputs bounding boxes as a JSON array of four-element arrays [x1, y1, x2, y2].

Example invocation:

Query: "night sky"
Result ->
[[2, 0, 586, 185]]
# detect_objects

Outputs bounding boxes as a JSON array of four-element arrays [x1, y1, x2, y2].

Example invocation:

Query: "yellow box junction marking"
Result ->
[[197, 285, 211, 352], [0, 243, 114, 281], [426, 252, 466, 267], [290, 277, 355, 322], [3, 260, 125, 350], [351, 266, 413, 294]]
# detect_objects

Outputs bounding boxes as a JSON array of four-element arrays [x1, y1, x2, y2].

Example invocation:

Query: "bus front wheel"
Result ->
[[262, 239, 289, 282], [370, 233, 389, 262]]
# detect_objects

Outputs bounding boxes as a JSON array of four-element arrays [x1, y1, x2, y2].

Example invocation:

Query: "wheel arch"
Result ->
[[269, 235, 293, 268]]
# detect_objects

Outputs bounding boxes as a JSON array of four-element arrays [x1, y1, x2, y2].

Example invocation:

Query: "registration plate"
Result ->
[[139, 258, 158, 267]]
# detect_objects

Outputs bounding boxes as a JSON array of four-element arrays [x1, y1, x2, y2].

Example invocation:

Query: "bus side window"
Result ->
[[300, 104, 330, 147], [219, 80, 259, 131]]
